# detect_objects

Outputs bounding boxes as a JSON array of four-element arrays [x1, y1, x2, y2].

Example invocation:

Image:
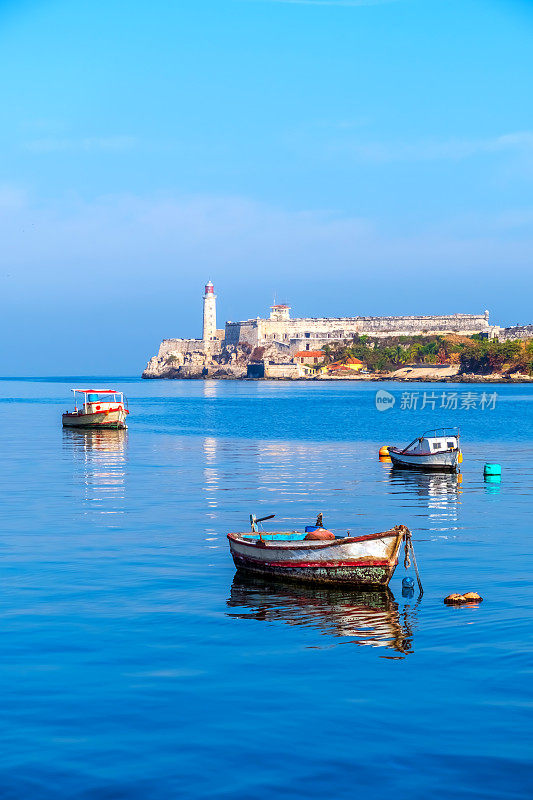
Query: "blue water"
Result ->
[[1, 378, 532, 799]]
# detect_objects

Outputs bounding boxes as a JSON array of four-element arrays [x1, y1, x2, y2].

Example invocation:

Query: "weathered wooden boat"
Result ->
[[388, 428, 461, 472], [227, 514, 411, 587], [62, 389, 129, 430]]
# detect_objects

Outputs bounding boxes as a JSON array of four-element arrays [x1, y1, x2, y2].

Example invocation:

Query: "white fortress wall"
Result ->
[[157, 338, 205, 358], [251, 313, 492, 344], [354, 312, 491, 336], [225, 313, 493, 351]]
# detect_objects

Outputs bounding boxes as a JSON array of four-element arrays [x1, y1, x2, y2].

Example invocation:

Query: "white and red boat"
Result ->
[[227, 515, 410, 587], [62, 389, 129, 430], [388, 428, 461, 472]]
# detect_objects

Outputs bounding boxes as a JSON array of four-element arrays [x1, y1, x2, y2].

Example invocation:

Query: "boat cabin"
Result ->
[[402, 429, 459, 455], [71, 389, 126, 414]]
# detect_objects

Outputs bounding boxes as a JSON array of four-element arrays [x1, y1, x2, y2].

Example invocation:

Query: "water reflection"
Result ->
[[255, 440, 338, 500], [203, 436, 220, 543], [484, 475, 501, 495], [227, 574, 415, 657], [388, 468, 461, 532], [202, 380, 218, 398], [63, 428, 127, 515], [388, 468, 461, 497]]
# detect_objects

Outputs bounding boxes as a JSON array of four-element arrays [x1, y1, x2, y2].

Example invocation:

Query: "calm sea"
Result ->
[[0, 378, 532, 799]]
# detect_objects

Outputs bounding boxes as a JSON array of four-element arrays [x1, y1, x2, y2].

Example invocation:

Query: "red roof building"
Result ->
[[294, 350, 324, 365], [320, 357, 365, 373]]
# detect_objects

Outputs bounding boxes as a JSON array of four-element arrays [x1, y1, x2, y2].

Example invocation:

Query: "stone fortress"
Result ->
[[142, 281, 527, 378], [225, 305, 493, 351]]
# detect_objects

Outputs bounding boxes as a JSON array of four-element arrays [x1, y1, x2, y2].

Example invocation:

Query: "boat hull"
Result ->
[[228, 526, 407, 587], [62, 408, 127, 429], [389, 449, 459, 472]]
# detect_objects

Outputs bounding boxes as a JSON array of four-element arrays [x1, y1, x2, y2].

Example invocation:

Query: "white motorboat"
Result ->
[[388, 428, 462, 472]]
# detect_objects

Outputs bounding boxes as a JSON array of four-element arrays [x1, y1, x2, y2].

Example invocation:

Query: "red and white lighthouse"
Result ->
[[203, 281, 217, 342]]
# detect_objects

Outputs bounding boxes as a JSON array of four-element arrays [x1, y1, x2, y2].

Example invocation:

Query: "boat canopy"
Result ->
[[72, 389, 122, 394], [422, 427, 460, 439], [402, 428, 459, 455], [70, 388, 125, 405]]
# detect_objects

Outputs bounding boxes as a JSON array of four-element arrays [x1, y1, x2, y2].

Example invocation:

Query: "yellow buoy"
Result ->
[[379, 445, 390, 458], [458, 451, 463, 464]]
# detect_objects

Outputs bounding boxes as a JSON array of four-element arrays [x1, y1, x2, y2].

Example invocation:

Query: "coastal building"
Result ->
[[161, 280, 495, 356], [294, 350, 324, 366], [319, 357, 365, 375], [261, 361, 317, 379], [225, 302, 494, 353], [143, 280, 499, 378], [491, 324, 533, 341]]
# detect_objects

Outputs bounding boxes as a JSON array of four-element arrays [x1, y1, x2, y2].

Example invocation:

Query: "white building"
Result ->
[[225, 303, 493, 353]]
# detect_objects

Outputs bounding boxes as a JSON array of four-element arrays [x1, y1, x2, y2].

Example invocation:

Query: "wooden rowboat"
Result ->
[[227, 517, 410, 587]]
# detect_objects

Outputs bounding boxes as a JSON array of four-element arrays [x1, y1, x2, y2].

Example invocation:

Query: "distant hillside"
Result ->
[[321, 335, 533, 377]]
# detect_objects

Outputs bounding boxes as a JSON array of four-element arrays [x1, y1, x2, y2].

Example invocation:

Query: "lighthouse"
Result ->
[[203, 280, 217, 342]]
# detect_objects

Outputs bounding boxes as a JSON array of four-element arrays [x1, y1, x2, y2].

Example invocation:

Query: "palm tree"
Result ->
[[321, 344, 333, 364], [393, 345, 404, 365]]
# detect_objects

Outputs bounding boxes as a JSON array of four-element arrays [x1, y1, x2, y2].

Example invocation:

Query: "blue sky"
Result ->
[[1, 0, 532, 374]]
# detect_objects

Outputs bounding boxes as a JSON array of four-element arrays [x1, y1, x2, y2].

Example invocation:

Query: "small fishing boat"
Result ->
[[227, 514, 413, 587], [388, 428, 461, 472], [62, 389, 129, 430]]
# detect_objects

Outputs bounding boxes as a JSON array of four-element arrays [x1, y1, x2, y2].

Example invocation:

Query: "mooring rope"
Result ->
[[405, 529, 423, 596], [404, 536, 411, 569]]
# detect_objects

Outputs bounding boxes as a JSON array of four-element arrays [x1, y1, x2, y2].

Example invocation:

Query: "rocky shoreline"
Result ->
[[142, 370, 533, 383], [142, 340, 533, 383]]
